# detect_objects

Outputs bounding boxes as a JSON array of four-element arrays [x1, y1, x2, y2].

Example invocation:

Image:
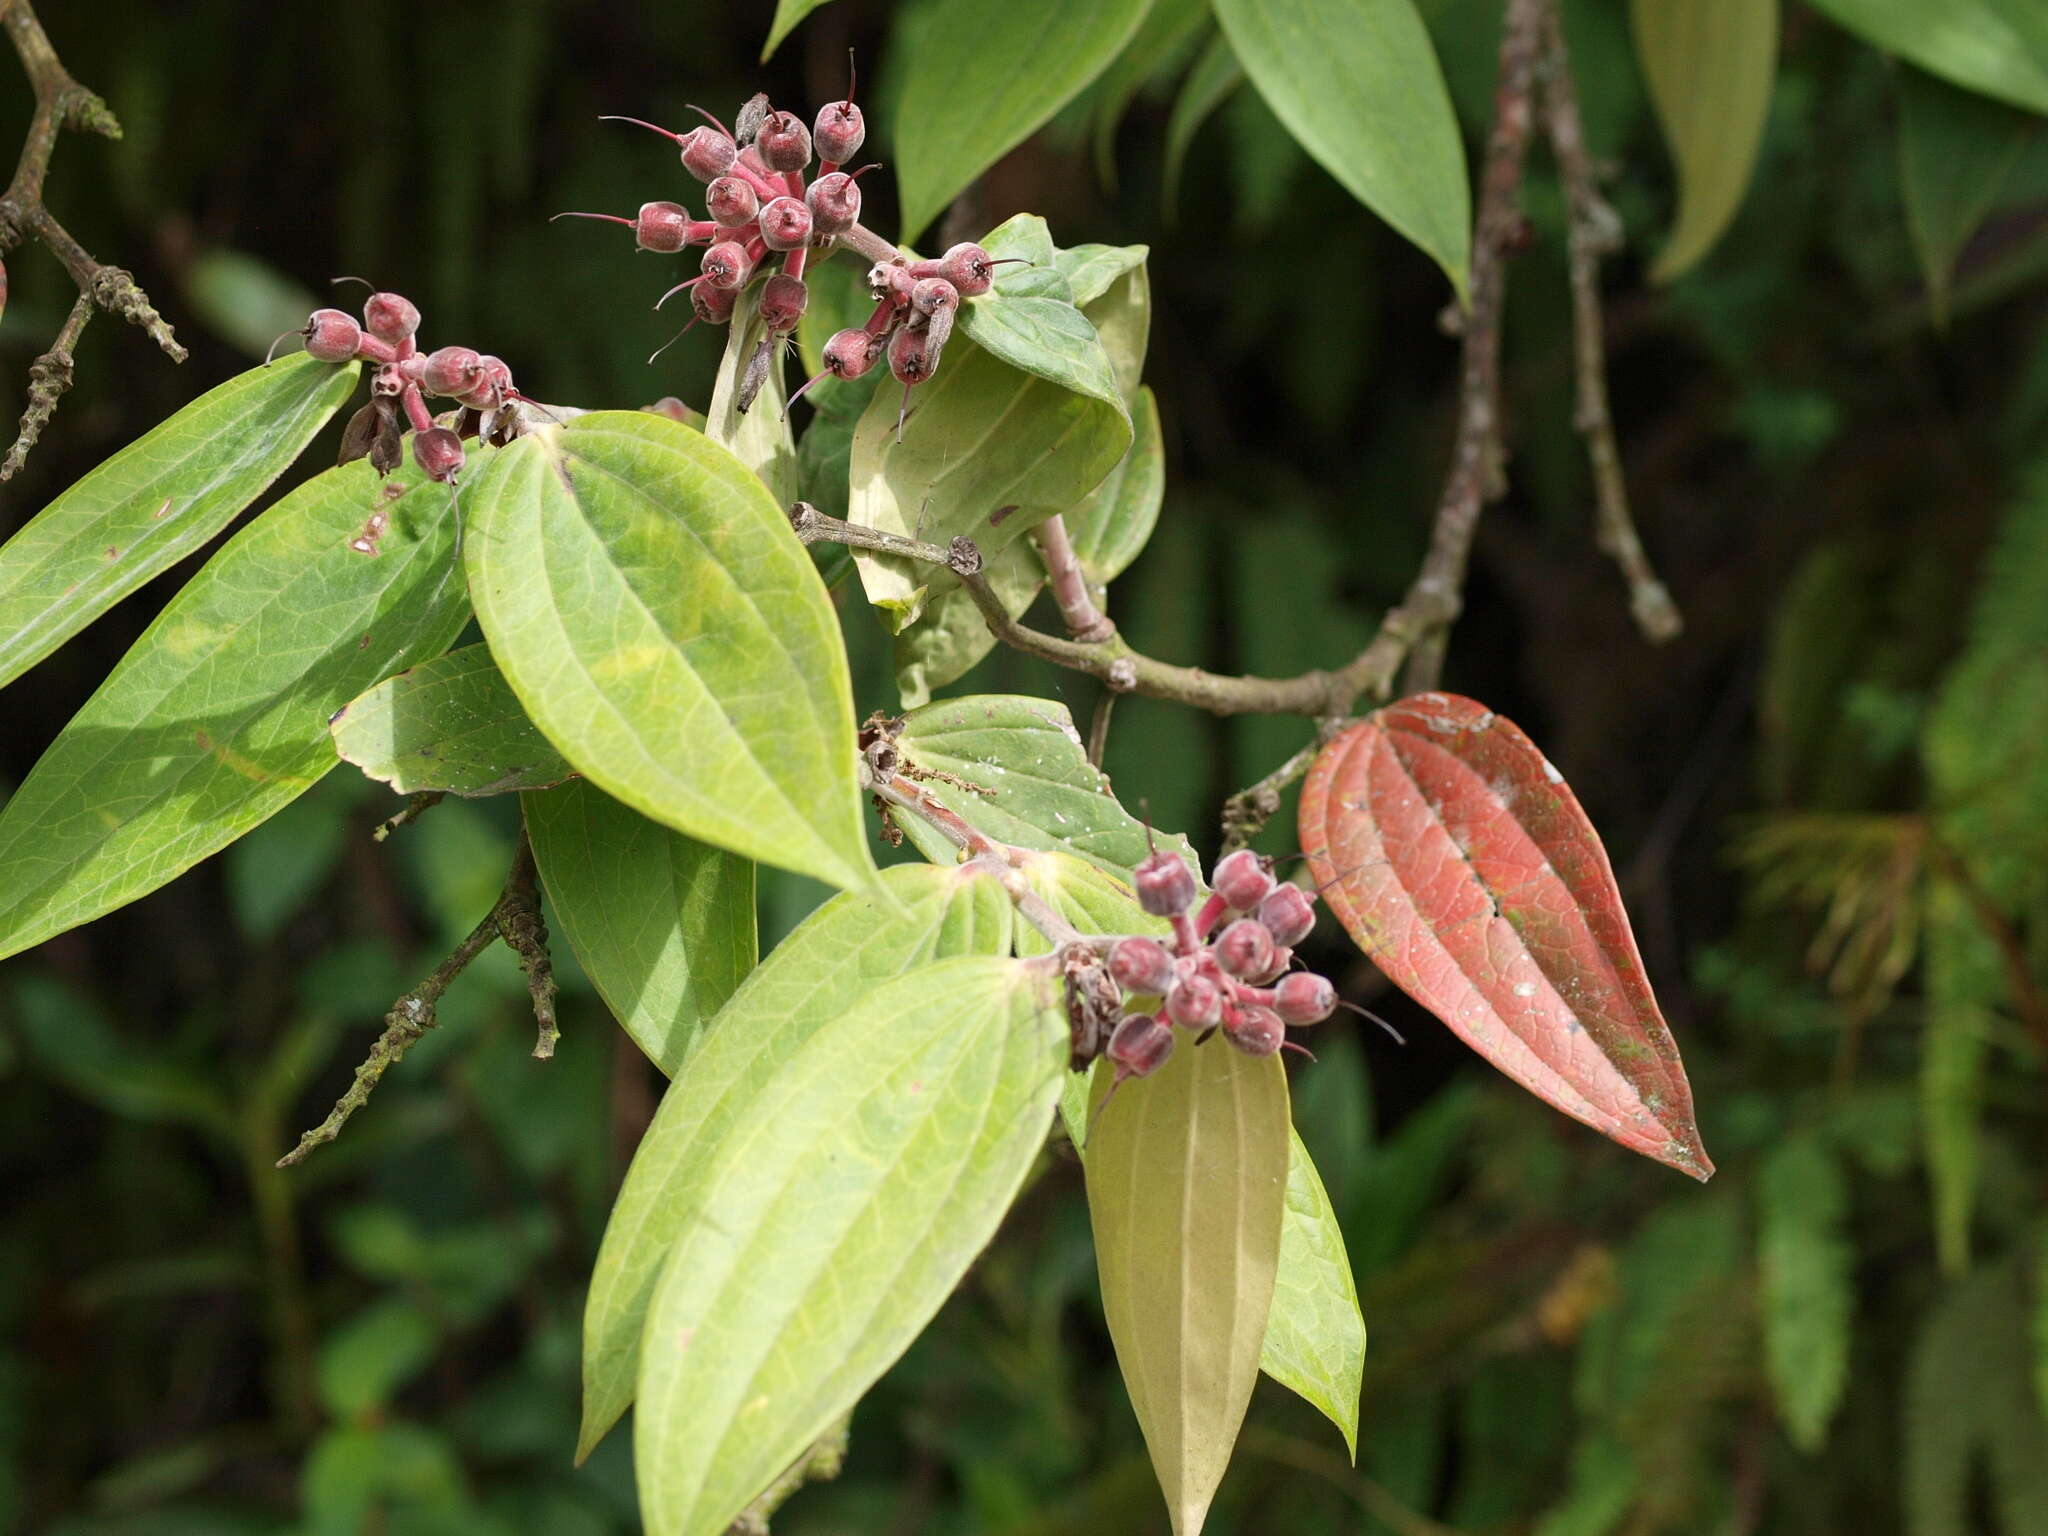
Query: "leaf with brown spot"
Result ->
[[1299, 693, 1711, 1179]]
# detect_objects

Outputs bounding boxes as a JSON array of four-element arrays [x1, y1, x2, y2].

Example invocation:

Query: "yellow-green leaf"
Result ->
[[1261, 1131, 1366, 1460], [1807, 0, 2048, 116], [330, 643, 573, 796]]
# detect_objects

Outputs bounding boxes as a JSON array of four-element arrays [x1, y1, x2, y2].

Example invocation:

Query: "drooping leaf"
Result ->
[[330, 643, 572, 796], [761, 0, 838, 59], [578, 862, 1012, 1459], [1805, 0, 2048, 116], [634, 956, 1065, 1536], [0, 354, 360, 691], [461, 411, 875, 893], [955, 217, 1131, 414], [1086, 1027, 1291, 1536], [892, 693, 1200, 880], [1629, 0, 1779, 282], [1300, 694, 1712, 1179], [1260, 1129, 1366, 1461], [1758, 1134, 1853, 1452], [891, 0, 1154, 241], [1064, 386, 1166, 585], [525, 778, 756, 1076], [1921, 880, 1998, 1275], [1898, 66, 2036, 324], [1214, 0, 1470, 296], [1089, 0, 1217, 183], [1164, 32, 1246, 216], [705, 284, 798, 508], [0, 458, 471, 962]]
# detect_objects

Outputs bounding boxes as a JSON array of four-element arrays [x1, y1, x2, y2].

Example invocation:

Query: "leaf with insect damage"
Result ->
[[0, 354, 361, 691], [1300, 693, 1712, 1179], [0, 456, 471, 962]]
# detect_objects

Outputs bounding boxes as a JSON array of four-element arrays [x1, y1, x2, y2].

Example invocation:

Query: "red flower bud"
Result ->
[[363, 292, 420, 345], [420, 345, 484, 399], [1133, 848, 1197, 918], [1109, 936, 1176, 996], [1224, 1006, 1285, 1057], [700, 241, 753, 290], [1214, 918, 1276, 979], [303, 308, 362, 362], [805, 170, 864, 235], [411, 426, 465, 484], [678, 125, 738, 182], [755, 109, 812, 173], [813, 100, 865, 166], [757, 196, 813, 252], [1272, 972, 1337, 1026], [1107, 1012, 1175, 1079], [706, 176, 758, 228], [759, 273, 809, 335], [1166, 972, 1223, 1029], [1257, 883, 1317, 949], [1211, 849, 1275, 912]]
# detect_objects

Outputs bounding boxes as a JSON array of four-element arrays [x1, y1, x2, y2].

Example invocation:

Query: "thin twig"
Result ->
[[1538, 5, 1682, 643], [0, 0, 185, 478], [727, 1413, 851, 1535], [1031, 514, 1114, 641], [277, 833, 558, 1166], [1219, 730, 1330, 855], [1086, 691, 1115, 768], [372, 791, 447, 843]]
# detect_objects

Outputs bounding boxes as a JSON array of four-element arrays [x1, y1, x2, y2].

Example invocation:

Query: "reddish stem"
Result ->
[[400, 383, 433, 434]]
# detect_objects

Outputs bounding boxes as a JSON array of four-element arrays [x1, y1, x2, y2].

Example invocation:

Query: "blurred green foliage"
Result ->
[[2, 0, 2047, 1532]]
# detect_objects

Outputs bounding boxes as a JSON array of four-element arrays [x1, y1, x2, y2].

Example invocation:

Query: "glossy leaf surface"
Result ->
[[579, 862, 1012, 1458], [891, 0, 1152, 240], [635, 956, 1063, 1536], [525, 778, 756, 1076], [0, 457, 470, 961], [0, 355, 359, 690], [1631, 0, 1779, 282], [1087, 1027, 1291, 1535], [1806, 0, 2048, 114], [1214, 0, 1470, 296], [1300, 694, 1712, 1179], [461, 411, 874, 892], [330, 643, 572, 796]]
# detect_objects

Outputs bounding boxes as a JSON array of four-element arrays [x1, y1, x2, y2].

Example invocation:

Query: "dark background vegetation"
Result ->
[[3, 1, 2046, 1532]]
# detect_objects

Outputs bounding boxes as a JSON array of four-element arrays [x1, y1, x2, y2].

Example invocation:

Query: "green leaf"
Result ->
[[1052, 241, 1151, 312], [578, 862, 1013, 1460], [1214, 0, 1471, 297], [461, 411, 874, 893], [1087, 1034, 1290, 1536], [181, 250, 322, 360], [892, 693, 1200, 879], [1089, 0, 1218, 183], [1757, 1134, 1853, 1452], [0, 458, 471, 962], [1806, 0, 2048, 115], [891, 0, 1154, 241], [1164, 32, 1246, 216], [9, 973, 231, 1133], [1630, 0, 1780, 282], [635, 956, 1065, 1536], [0, 354, 360, 691], [330, 643, 573, 796], [762, 0, 838, 59], [955, 216, 1131, 412], [1065, 386, 1166, 584], [892, 542, 1042, 709], [1899, 66, 2037, 325], [1259, 1130, 1366, 1460], [1922, 881, 1999, 1274], [705, 285, 798, 508], [525, 778, 755, 1076], [316, 1299, 438, 1419]]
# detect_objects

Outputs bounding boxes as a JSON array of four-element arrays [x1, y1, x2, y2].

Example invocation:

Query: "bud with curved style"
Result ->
[[1224, 1006, 1286, 1057], [805, 167, 869, 235], [411, 426, 466, 484], [755, 109, 812, 174], [679, 125, 737, 181], [758, 273, 809, 335], [303, 308, 363, 362], [1107, 1012, 1175, 1080], [456, 355, 514, 412], [691, 283, 739, 327], [699, 240, 753, 290]]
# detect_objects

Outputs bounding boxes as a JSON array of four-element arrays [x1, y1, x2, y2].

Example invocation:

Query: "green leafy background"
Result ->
[[2, 0, 2047, 1533]]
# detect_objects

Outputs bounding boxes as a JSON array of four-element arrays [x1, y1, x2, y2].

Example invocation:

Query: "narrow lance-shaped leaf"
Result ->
[[1261, 1133, 1366, 1461], [526, 778, 756, 1077], [1214, 0, 1471, 297], [1805, 0, 2048, 116], [1300, 694, 1713, 1179], [330, 643, 573, 796], [635, 956, 1065, 1536], [579, 862, 1012, 1459], [0, 457, 471, 962], [1897, 65, 2036, 325], [1086, 1029, 1291, 1536], [0, 354, 360, 691], [1164, 32, 1246, 216], [1630, 0, 1779, 283], [461, 411, 876, 893], [890, 0, 1153, 241], [761, 0, 837, 60]]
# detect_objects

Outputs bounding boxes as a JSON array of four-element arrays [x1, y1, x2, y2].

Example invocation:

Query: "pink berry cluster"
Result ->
[[1101, 848, 1337, 1084], [289, 290, 518, 487]]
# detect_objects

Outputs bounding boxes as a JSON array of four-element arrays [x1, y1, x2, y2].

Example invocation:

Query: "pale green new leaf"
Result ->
[[705, 285, 798, 508], [891, 0, 1153, 241], [1066, 386, 1166, 584], [0, 458, 471, 962], [525, 778, 756, 1076], [461, 411, 874, 893], [330, 643, 572, 796], [0, 354, 359, 691], [955, 216, 1130, 413], [635, 957, 1065, 1536], [1898, 66, 2036, 324], [1806, 0, 2048, 115], [761, 0, 838, 59], [578, 862, 1012, 1458], [1087, 1033, 1290, 1536], [1758, 1134, 1853, 1452], [1165, 32, 1246, 215], [1214, 0, 1470, 296], [1630, 0, 1780, 282], [1260, 1132, 1366, 1460], [893, 694, 1199, 879], [893, 543, 1042, 709]]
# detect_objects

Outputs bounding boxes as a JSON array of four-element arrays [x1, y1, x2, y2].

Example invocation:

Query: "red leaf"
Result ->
[[1300, 693, 1712, 1180]]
